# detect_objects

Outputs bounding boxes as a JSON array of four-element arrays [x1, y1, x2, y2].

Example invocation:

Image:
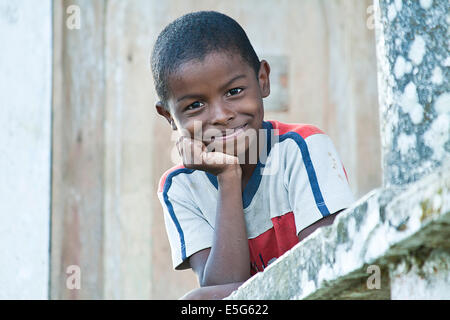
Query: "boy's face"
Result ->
[[156, 51, 270, 159]]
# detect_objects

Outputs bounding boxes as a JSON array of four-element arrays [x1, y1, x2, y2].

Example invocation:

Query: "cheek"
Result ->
[[239, 93, 262, 114], [178, 120, 204, 139], [246, 99, 264, 121], [175, 121, 195, 138]]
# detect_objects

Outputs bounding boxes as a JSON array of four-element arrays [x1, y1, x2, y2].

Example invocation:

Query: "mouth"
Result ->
[[211, 123, 248, 142]]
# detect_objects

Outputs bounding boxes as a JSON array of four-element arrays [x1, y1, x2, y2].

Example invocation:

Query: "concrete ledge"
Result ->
[[226, 164, 450, 299]]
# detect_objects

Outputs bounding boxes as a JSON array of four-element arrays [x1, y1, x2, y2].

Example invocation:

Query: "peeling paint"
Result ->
[[394, 55, 407, 79], [397, 132, 416, 156], [408, 36, 426, 66], [387, 3, 397, 21], [399, 82, 423, 124], [430, 66, 443, 85], [376, 0, 449, 186], [420, 0, 433, 10], [423, 114, 450, 160], [434, 93, 450, 114]]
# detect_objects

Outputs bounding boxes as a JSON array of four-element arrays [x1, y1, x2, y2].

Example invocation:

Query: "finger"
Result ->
[[190, 139, 206, 165], [181, 138, 195, 165], [177, 136, 209, 167], [176, 137, 183, 157]]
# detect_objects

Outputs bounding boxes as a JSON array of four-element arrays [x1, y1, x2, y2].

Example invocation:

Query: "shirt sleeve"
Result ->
[[157, 172, 214, 270], [284, 132, 355, 234]]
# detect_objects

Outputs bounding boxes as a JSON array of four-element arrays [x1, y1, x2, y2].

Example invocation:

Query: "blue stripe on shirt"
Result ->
[[279, 132, 330, 217], [162, 168, 195, 261]]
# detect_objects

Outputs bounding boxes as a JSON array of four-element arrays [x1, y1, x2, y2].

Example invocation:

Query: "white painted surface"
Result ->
[[419, 0, 433, 10], [399, 82, 423, 125], [430, 66, 443, 85], [0, 0, 52, 299], [408, 35, 426, 65], [397, 132, 416, 156], [394, 55, 407, 79], [391, 250, 450, 300]]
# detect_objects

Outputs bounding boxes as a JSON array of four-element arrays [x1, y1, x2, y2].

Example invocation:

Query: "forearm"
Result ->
[[201, 167, 250, 286], [180, 281, 245, 300]]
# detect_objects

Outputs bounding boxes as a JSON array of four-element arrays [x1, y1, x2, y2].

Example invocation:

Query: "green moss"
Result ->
[[419, 198, 437, 222]]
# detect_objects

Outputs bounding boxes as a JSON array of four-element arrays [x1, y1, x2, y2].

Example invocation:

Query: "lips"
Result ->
[[212, 123, 248, 141]]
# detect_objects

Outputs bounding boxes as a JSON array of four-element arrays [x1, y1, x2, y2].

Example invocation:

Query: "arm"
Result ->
[[179, 280, 245, 300], [181, 208, 345, 300], [178, 137, 251, 287], [197, 166, 251, 286]]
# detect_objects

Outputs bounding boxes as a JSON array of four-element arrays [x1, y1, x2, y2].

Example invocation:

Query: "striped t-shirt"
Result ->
[[157, 120, 355, 274]]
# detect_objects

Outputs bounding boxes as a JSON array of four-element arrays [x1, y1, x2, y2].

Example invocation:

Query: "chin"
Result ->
[[217, 136, 259, 165]]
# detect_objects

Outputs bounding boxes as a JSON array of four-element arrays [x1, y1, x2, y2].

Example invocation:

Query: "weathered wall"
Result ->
[[51, 0, 154, 299], [390, 249, 450, 299], [375, 0, 450, 186], [373, 0, 450, 299], [0, 0, 52, 299], [52, 0, 107, 299], [102, 0, 154, 300]]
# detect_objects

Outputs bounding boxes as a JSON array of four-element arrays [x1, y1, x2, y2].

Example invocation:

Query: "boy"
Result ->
[[151, 11, 354, 299]]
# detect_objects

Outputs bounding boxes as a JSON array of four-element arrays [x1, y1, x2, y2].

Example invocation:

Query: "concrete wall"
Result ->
[[375, 0, 450, 186], [0, 0, 52, 299], [51, 0, 154, 299]]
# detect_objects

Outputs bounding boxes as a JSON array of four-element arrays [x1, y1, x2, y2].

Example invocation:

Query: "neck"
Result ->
[[239, 123, 267, 190]]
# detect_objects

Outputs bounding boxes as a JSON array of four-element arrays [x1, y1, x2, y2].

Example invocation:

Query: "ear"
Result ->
[[155, 101, 177, 130], [258, 60, 271, 98]]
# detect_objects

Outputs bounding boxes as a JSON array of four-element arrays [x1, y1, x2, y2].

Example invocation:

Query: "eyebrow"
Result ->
[[176, 74, 247, 103], [218, 74, 247, 92]]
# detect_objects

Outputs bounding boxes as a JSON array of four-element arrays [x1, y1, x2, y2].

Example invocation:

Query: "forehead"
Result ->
[[167, 52, 252, 98]]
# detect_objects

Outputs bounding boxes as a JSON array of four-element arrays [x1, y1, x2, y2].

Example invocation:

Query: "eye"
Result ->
[[185, 101, 204, 111], [226, 88, 243, 97]]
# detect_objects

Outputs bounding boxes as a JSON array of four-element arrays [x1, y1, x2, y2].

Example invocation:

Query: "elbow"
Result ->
[[199, 275, 220, 287], [200, 273, 250, 287]]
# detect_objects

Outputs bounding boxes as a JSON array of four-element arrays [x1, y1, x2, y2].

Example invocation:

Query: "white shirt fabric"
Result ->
[[157, 120, 355, 273]]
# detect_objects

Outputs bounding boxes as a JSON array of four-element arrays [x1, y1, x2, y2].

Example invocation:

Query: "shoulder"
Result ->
[[158, 164, 195, 193], [265, 120, 328, 154], [265, 120, 337, 170], [266, 120, 325, 139]]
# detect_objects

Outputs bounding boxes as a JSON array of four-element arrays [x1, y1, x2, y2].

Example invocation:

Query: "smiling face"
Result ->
[[156, 51, 271, 161]]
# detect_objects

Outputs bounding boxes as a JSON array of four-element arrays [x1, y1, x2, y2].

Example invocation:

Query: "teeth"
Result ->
[[213, 124, 246, 140]]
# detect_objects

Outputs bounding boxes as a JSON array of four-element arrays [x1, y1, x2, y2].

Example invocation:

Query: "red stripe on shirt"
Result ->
[[268, 120, 324, 139], [248, 211, 299, 275], [158, 164, 185, 193], [342, 165, 349, 182]]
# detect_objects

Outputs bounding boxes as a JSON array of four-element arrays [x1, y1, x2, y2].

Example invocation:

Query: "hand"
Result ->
[[176, 136, 240, 176]]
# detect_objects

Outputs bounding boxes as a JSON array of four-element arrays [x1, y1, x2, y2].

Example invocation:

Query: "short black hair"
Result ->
[[150, 11, 261, 109]]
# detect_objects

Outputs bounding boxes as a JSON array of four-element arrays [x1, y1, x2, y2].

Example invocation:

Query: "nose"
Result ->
[[209, 101, 235, 126]]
